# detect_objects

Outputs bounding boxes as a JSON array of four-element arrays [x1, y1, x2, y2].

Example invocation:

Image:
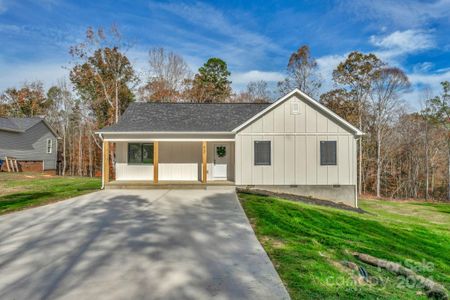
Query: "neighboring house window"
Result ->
[[46, 139, 53, 154], [254, 141, 271, 165], [128, 143, 154, 164], [320, 141, 337, 165]]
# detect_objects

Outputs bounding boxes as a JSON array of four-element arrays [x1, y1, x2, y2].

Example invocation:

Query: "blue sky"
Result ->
[[0, 0, 449, 108]]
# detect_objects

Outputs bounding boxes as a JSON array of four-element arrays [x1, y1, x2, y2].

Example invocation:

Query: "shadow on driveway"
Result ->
[[0, 189, 289, 300]]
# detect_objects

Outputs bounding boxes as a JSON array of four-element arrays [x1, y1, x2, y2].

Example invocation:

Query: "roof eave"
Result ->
[[95, 131, 235, 135], [0, 127, 24, 133]]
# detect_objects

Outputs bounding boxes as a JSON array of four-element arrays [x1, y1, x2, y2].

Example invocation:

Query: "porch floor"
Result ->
[[105, 180, 235, 190]]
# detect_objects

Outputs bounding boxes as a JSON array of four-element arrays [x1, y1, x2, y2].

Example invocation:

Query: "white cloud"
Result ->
[[343, 0, 450, 28], [0, 60, 68, 91], [314, 51, 449, 108], [148, 1, 277, 51], [409, 70, 450, 90], [370, 30, 435, 60], [413, 62, 434, 73], [231, 70, 284, 86], [146, 1, 283, 70], [0, 0, 7, 14], [316, 54, 347, 93], [401, 70, 450, 109]]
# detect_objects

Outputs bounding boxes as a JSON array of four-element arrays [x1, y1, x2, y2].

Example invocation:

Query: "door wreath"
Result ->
[[216, 146, 226, 158]]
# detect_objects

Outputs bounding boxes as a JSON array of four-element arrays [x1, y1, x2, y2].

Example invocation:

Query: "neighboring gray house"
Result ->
[[0, 117, 58, 171], [97, 89, 363, 207]]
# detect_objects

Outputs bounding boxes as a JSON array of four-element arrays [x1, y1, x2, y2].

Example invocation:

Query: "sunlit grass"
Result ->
[[239, 193, 450, 299]]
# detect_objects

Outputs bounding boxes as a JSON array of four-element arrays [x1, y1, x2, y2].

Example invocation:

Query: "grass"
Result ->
[[0, 172, 101, 214], [239, 193, 450, 299]]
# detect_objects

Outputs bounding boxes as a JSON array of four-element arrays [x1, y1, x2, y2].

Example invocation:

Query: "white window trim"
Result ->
[[47, 139, 53, 154], [319, 140, 338, 166], [254, 140, 272, 166]]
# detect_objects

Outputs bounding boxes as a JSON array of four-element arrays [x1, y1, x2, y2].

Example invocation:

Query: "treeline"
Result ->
[[0, 25, 449, 201]]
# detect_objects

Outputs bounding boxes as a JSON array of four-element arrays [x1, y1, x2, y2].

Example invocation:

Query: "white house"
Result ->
[[97, 89, 363, 207]]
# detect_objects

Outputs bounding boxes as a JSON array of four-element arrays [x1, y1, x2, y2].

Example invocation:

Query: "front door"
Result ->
[[213, 144, 228, 179]]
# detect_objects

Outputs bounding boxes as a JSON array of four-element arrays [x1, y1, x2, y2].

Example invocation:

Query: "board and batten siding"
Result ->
[[235, 94, 357, 186], [0, 122, 57, 170]]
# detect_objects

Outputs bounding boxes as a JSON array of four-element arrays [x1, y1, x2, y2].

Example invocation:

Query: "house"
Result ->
[[97, 89, 363, 207], [0, 117, 59, 172]]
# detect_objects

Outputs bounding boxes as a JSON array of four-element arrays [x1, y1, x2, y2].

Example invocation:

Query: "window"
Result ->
[[128, 143, 153, 164], [320, 141, 337, 165], [46, 139, 52, 154], [254, 141, 271, 165]]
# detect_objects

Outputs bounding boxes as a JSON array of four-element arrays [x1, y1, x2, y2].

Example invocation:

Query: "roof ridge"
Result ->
[[132, 102, 270, 105]]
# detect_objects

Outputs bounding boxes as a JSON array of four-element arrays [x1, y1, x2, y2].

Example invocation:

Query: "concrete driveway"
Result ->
[[0, 189, 289, 300]]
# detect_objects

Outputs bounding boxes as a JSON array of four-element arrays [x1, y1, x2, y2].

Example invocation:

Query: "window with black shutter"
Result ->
[[254, 141, 271, 165], [320, 141, 337, 165]]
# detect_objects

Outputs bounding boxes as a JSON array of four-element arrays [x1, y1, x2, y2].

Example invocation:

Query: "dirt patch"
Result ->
[[237, 188, 366, 213], [260, 236, 286, 249]]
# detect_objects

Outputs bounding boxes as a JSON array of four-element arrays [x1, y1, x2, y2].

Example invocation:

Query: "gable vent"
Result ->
[[290, 101, 301, 115]]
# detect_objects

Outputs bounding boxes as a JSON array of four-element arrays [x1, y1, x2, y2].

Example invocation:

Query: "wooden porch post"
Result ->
[[5, 157, 10, 172], [202, 141, 207, 183], [153, 141, 159, 184], [103, 141, 110, 185]]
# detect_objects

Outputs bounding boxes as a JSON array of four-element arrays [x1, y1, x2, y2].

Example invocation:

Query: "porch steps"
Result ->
[[105, 180, 235, 190]]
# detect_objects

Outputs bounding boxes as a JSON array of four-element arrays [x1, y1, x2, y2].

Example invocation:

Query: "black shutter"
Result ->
[[254, 141, 271, 165], [320, 141, 336, 165]]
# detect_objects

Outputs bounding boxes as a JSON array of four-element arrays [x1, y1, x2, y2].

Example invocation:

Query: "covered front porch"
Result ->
[[101, 137, 235, 188]]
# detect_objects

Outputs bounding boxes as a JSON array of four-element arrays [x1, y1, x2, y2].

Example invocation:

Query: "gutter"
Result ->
[[94, 131, 235, 135]]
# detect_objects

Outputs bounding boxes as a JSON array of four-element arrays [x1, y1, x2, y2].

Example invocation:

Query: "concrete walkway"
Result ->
[[0, 189, 290, 300]]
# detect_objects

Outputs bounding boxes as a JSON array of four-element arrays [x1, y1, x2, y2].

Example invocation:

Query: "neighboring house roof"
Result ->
[[0, 117, 59, 136], [232, 89, 364, 136], [98, 102, 270, 133], [0, 118, 21, 132]]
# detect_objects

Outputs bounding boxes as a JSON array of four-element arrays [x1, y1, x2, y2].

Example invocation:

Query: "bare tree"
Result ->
[[47, 80, 74, 176], [234, 81, 273, 103], [333, 52, 384, 195], [369, 67, 410, 197], [278, 45, 321, 97], [425, 81, 450, 201], [139, 48, 191, 102], [70, 25, 138, 125], [246, 81, 273, 103]]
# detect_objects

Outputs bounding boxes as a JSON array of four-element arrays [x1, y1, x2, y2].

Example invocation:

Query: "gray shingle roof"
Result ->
[[0, 117, 43, 132], [99, 102, 271, 132]]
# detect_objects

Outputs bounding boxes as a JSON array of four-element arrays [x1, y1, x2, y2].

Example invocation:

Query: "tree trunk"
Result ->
[[78, 125, 83, 176], [88, 132, 93, 177], [376, 129, 381, 198], [62, 128, 66, 176], [115, 80, 119, 123], [447, 136, 450, 201], [69, 133, 74, 176], [425, 120, 429, 200], [358, 110, 363, 195], [354, 252, 448, 299]]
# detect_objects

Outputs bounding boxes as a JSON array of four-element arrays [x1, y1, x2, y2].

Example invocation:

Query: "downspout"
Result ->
[[99, 133, 104, 189], [355, 135, 362, 208]]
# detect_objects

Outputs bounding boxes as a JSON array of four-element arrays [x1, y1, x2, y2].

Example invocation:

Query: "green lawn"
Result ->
[[0, 172, 101, 214], [239, 193, 450, 299]]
